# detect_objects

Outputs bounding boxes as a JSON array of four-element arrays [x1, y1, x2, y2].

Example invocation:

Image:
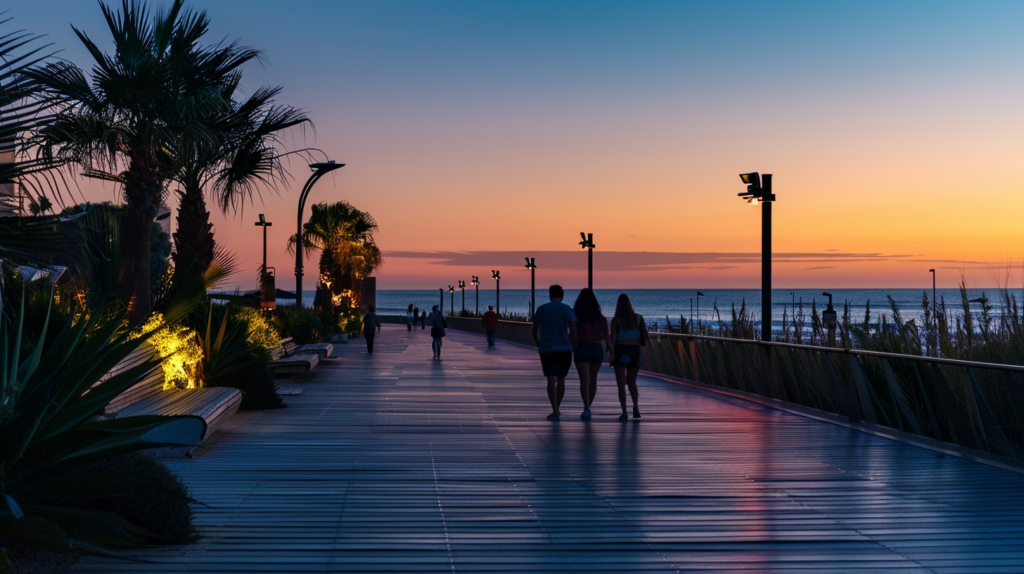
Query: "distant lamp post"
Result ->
[[525, 257, 537, 319], [929, 268, 937, 356], [255, 214, 274, 310], [491, 270, 501, 315], [295, 160, 344, 307], [458, 280, 466, 313], [737, 172, 775, 341], [439, 287, 443, 311], [448, 285, 455, 316], [696, 291, 705, 328], [471, 275, 480, 314], [822, 291, 837, 347], [579, 232, 595, 289]]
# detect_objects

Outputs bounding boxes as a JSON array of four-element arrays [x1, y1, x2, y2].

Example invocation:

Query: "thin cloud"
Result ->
[[805, 266, 835, 270]]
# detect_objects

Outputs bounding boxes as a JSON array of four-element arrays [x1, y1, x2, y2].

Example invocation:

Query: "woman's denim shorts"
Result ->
[[574, 342, 604, 364]]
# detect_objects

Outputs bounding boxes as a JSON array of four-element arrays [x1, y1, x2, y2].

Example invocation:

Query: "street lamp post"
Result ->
[[295, 160, 344, 307], [449, 285, 455, 316], [439, 287, 443, 312], [579, 232, 595, 289], [696, 291, 705, 329], [822, 291, 837, 347], [255, 214, 273, 310], [525, 257, 536, 319], [459, 280, 466, 313], [471, 276, 480, 314], [491, 270, 501, 315], [737, 172, 775, 341], [929, 268, 937, 356]]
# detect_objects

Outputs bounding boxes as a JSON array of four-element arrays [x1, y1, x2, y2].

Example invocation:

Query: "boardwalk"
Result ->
[[76, 325, 1024, 573]]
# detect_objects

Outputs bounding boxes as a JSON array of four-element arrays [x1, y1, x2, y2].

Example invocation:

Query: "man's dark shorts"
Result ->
[[540, 351, 573, 377]]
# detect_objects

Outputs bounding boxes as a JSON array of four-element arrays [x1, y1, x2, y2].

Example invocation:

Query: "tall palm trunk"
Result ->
[[172, 184, 215, 288], [119, 149, 161, 324]]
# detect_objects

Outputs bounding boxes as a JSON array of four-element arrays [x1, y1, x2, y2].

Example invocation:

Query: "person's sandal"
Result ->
[[618, 412, 629, 422], [580, 408, 591, 420], [633, 407, 642, 419]]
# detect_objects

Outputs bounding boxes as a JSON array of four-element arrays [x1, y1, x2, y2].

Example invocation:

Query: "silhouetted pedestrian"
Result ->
[[421, 310, 427, 329], [482, 305, 498, 347], [429, 305, 447, 360], [407, 304, 415, 332], [610, 294, 647, 421], [531, 285, 578, 420], [363, 305, 382, 353], [573, 288, 609, 420]]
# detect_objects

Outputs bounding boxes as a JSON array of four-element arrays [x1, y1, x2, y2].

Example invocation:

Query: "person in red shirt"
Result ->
[[482, 305, 499, 347]]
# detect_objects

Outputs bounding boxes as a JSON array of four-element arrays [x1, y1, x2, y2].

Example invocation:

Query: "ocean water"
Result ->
[[360, 287, 1015, 335]]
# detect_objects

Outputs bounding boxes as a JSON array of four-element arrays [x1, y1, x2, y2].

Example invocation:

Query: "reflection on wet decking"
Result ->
[[75, 325, 1024, 573]]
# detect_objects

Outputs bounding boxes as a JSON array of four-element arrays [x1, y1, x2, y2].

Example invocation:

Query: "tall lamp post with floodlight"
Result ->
[[295, 160, 344, 307], [492, 270, 501, 315], [525, 257, 536, 319], [696, 291, 705, 329], [579, 232, 595, 289], [471, 276, 480, 314], [822, 291, 837, 347], [737, 172, 775, 341], [929, 269, 937, 355], [459, 280, 466, 314], [448, 285, 455, 316]]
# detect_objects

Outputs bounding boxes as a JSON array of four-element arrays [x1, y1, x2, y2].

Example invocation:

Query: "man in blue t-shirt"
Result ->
[[531, 284, 578, 420]]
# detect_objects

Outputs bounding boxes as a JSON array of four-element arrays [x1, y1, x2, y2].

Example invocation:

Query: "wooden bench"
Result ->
[[267, 337, 319, 375], [296, 342, 334, 359], [100, 346, 243, 444]]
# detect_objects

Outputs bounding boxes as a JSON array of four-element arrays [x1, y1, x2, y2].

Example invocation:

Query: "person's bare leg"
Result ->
[[576, 363, 591, 408], [546, 376, 561, 419], [614, 365, 628, 420], [588, 362, 600, 407], [627, 367, 641, 418]]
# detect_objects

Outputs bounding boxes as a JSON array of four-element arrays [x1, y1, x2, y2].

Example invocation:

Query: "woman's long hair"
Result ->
[[573, 288, 603, 322], [612, 293, 639, 331]]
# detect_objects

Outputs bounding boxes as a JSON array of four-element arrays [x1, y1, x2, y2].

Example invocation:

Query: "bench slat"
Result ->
[[116, 387, 242, 439]]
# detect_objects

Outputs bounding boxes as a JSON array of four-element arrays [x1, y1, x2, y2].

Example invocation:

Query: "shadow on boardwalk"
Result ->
[[75, 325, 1024, 573]]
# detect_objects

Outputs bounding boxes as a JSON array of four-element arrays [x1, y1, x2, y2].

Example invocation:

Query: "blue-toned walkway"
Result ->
[[76, 325, 1024, 573]]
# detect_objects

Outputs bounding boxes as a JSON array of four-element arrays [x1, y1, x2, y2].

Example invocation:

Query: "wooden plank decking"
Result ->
[[75, 325, 1024, 573]]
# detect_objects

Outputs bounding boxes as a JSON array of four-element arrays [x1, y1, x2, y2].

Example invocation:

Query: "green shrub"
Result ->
[[231, 305, 281, 348], [273, 306, 336, 344], [208, 348, 284, 410], [51, 454, 195, 544]]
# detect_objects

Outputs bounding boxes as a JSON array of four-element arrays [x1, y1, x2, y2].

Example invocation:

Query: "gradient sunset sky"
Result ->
[[14, 1, 1024, 290]]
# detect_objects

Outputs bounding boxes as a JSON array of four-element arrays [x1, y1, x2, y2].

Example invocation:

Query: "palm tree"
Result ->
[[170, 78, 309, 287], [289, 201, 383, 310], [25, 0, 259, 323]]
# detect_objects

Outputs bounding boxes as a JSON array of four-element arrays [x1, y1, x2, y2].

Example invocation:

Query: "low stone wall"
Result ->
[[444, 316, 537, 348]]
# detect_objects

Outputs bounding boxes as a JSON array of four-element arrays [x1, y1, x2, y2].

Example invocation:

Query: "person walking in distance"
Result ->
[[407, 304, 416, 332], [420, 309, 427, 330], [573, 288, 610, 420], [482, 305, 499, 347], [363, 305, 382, 354], [531, 285, 578, 420], [610, 294, 648, 421], [429, 305, 448, 360]]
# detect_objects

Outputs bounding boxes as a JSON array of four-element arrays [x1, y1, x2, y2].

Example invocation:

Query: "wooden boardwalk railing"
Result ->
[[75, 325, 1024, 573]]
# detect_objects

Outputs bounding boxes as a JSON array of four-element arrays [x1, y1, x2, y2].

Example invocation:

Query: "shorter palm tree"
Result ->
[[288, 201, 382, 311]]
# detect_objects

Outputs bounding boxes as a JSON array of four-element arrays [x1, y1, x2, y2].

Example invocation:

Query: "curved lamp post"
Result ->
[[737, 172, 774, 341], [579, 232, 595, 289], [491, 270, 501, 315], [524, 257, 536, 319], [295, 160, 345, 307]]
